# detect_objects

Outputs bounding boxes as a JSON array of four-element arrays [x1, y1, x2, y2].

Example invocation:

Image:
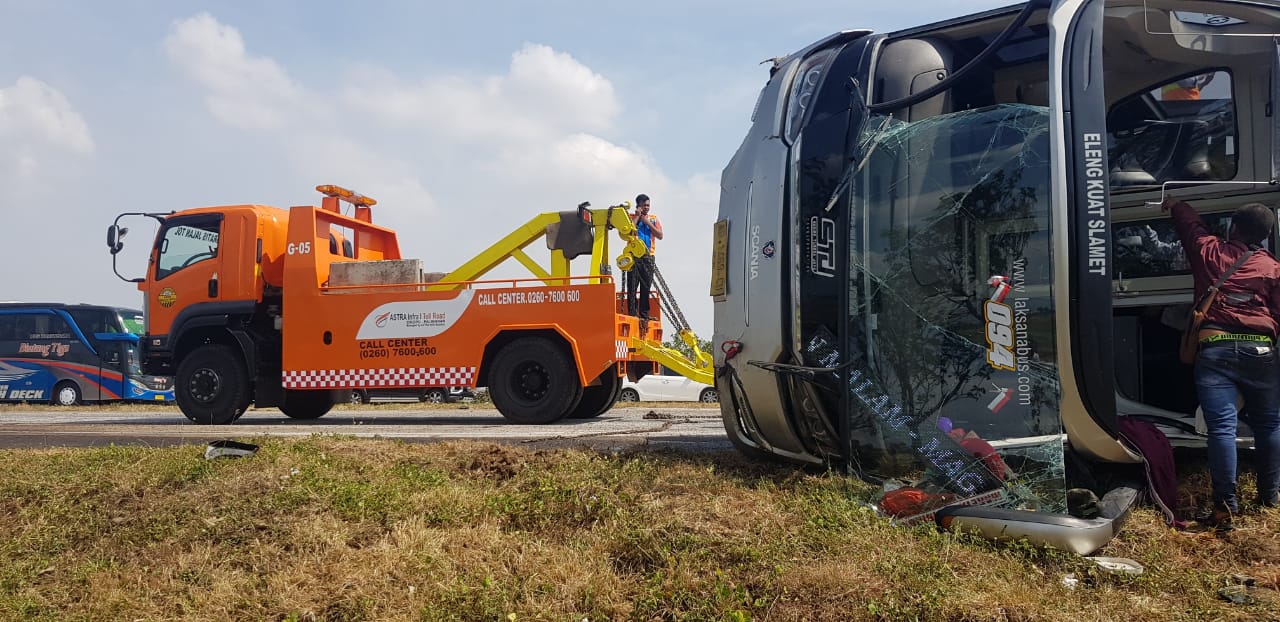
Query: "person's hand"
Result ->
[[1160, 196, 1182, 213]]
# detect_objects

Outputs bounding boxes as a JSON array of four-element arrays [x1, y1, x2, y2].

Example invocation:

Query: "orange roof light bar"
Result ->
[[316, 184, 378, 207]]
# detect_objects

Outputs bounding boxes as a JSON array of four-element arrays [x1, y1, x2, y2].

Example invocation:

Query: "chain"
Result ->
[[649, 260, 691, 333]]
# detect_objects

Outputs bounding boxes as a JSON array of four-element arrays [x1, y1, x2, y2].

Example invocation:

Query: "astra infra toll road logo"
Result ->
[[374, 312, 391, 328]]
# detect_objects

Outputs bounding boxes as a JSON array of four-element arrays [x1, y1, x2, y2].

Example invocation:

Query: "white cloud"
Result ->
[[164, 13, 308, 129], [344, 43, 619, 142], [0, 76, 94, 169], [0, 76, 93, 183]]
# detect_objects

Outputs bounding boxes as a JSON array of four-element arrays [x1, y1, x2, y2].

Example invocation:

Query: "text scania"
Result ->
[[985, 300, 1015, 370], [1082, 132, 1108, 276], [749, 225, 761, 280]]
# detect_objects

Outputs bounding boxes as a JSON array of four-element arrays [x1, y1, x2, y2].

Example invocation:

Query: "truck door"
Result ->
[[147, 215, 224, 336]]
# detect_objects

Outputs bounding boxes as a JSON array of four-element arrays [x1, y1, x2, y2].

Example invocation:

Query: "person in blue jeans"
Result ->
[[1167, 196, 1280, 529]]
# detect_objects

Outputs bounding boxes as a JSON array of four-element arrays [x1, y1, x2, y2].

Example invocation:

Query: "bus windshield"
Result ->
[[822, 103, 1064, 516], [119, 310, 145, 336]]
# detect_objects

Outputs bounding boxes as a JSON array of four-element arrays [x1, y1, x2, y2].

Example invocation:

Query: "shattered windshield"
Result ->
[[818, 104, 1065, 520]]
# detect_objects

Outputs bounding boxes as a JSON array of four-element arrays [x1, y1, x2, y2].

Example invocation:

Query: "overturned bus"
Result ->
[[713, 0, 1280, 552]]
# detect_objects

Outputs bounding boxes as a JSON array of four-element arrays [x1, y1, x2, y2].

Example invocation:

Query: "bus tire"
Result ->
[[51, 381, 81, 406], [176, 344, 250, 425], [489, 336, 583, 424], [280, 389, 335, 420], [567, 369, 622, 419]]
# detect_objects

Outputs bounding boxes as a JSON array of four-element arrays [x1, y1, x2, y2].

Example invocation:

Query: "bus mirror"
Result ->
[[107, 225, 127, 255]]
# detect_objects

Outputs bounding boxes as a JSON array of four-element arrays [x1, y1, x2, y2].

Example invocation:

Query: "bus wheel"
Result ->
[[51, 381, 81, 406], [490, 336, 583, 424], [566, 369, 622, 419], [176, 344, 250, 425], [280, 389, 335, 420]]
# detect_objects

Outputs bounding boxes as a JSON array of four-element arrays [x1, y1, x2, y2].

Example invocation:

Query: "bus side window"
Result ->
[[0, 315, 13, 341], [13, 315, 36, 340]]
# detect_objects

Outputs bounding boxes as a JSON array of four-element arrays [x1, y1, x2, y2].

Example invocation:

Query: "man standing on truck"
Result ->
[[626, 193, 663, 319], [1165, 196, 1280, 529]]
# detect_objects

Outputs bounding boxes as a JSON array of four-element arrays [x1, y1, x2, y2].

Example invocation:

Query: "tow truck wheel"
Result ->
[[280, 389, 335, 420], [567, 370, 623, 419], [51, 381, 81, 406], [176, 344, 250, 425], [490, 337, 583, 424]]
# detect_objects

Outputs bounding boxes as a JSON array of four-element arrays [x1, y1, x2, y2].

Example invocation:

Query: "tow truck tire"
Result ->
[[51, 381, 81, 406], [490, 337, 583, 424], [176, 344, 250, 425], [567, 370, 623, 419], [280, 389, 335, 420]]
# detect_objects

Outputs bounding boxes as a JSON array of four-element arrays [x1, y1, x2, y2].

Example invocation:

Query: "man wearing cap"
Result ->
[[626, 193, 664, 319]]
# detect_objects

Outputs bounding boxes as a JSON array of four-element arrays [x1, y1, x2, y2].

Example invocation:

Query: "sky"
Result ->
[[0, 0, 1012, 338]]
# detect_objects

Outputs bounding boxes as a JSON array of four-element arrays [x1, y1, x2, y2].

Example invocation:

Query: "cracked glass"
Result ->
[[815, 104, 1066, 519]]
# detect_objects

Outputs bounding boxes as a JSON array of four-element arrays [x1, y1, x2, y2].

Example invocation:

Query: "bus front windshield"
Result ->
[[119, 311, 145, 336], [817, 104, 1065, 516]]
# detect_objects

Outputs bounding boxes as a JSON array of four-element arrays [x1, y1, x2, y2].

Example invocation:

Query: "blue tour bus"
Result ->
[[0, 303, 174, 405]]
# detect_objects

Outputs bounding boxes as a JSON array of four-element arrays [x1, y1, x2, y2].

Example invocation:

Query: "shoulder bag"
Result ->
[[1178, 249, 1256, 364]]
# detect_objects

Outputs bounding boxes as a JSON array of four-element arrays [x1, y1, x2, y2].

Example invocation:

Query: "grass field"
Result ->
[[1, 435, 1278, 621]]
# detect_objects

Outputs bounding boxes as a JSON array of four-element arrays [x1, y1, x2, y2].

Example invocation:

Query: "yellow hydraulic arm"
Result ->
[[427, 199, 713, 386], [631, 335, 714, 385], [430, 202, 646, 288]]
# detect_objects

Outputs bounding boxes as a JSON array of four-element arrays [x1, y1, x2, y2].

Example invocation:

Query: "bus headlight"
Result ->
[[784, 49, 835, 145]]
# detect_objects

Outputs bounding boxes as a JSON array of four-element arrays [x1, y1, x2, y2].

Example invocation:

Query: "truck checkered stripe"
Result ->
[[282, 367, 477, 389], [616, 340, 629, 359]]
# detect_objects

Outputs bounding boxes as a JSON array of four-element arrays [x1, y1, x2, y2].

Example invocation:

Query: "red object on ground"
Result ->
[[880, 487, 935, 517]]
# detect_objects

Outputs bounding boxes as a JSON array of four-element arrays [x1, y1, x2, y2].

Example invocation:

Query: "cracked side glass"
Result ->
[[808, 104, 1064, 520]]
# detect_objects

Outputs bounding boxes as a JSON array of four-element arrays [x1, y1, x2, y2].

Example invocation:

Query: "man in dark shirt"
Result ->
[[1166, 197, 1280, 527]]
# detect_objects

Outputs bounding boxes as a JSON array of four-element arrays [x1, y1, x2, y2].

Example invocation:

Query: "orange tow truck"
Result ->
[[106, 185, 709, 425]]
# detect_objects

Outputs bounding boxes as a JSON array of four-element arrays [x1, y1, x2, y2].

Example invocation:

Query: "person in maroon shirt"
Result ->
[[1165, 196, 1280, 529]]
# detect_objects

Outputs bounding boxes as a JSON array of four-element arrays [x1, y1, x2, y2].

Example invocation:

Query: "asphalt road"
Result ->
[[0, 404, 734, 453]]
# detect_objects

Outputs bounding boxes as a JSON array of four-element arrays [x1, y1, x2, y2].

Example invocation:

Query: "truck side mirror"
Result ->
[[107, 225, 128, 255]]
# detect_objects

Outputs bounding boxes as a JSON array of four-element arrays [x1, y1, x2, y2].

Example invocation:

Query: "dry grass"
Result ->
[[1, 439, 1277, 621]]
